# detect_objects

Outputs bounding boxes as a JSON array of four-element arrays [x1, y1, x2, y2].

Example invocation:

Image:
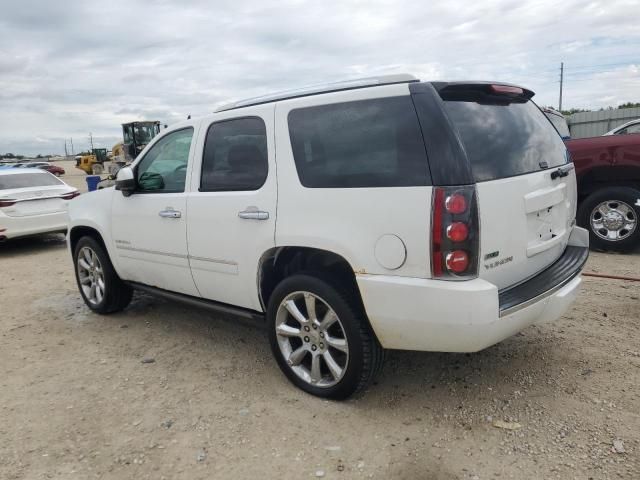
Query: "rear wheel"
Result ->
[[73, 236, 132, 313], [267, 273, 384, 399], [578, 187, 640, 252]]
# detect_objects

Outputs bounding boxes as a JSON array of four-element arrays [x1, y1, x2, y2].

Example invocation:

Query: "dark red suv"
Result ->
[[566, 131, 640, 251]]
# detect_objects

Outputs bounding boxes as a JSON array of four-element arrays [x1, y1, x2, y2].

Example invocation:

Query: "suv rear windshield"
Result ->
[[0, 172, 63, 190], [442, 99, 568, 182]]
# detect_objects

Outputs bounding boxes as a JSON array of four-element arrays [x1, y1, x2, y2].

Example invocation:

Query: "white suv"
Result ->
[[68, 75, 589, 399]]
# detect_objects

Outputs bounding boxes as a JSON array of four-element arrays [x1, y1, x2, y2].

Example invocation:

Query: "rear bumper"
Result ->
[[0, 211, 68, 240], [498, 245, 588, 316], [357, 227, 588, 352]]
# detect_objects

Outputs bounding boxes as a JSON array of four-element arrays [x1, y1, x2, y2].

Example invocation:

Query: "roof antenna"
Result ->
[[187, 114, 191, 119]]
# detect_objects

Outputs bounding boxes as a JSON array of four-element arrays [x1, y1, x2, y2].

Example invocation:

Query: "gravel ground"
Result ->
[[1, 169, 639, 479], [51, 160, 93, 193]]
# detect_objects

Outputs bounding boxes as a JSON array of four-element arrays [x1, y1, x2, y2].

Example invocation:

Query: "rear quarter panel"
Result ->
[[273, 84, 432, 278]]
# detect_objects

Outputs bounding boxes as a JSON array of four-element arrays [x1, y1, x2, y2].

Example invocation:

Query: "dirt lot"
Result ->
[[51, 160, 94, 193], [1, 170, 639, 479]]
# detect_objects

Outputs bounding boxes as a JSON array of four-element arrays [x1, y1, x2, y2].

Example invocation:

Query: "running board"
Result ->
[[127, 282, 265, 323]]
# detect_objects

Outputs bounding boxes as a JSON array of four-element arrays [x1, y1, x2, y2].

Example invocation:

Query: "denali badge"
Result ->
[[484, 256, 514, 270]]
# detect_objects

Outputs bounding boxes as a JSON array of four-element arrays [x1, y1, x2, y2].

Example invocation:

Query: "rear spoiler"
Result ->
[[431, 81, 534, 104]]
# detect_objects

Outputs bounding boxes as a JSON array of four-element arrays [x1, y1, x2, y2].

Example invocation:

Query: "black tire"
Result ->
[[577, 187, 640, 252], [73, 236, 133, 313], [267, 273, 384, 400]]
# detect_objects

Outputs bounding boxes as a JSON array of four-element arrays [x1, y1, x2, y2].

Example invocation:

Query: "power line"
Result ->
[[535, 60, 639, 75], [565, 61, 639, 72]]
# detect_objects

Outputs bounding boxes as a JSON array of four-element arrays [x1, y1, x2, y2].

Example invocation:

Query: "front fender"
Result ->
[[67, 188, 122, 275]]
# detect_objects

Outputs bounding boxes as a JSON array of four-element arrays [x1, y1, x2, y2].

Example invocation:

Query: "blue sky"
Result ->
[[0, 0, 638, 156]]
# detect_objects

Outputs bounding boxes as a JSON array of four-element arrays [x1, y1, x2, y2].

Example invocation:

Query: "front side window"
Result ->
[[287, 97, 430, 188], [200, 117, 268, 191], [135, 128, 193, 193], [123, 125, 133, 143]]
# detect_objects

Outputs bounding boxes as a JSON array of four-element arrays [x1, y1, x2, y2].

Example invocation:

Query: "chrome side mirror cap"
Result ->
[[115, 167, 135, 196]]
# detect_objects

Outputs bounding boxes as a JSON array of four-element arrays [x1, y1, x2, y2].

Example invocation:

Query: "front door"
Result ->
[[111, 126, 200, 296], [186, 105, 277, 310]]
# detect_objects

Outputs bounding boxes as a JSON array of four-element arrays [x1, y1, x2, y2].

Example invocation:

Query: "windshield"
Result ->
[[0, 172, 63, 189], [442, 99, 568, 182], [134, 125, 156, 144]]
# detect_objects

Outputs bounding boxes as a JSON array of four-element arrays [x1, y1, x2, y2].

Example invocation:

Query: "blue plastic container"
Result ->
[[86, 175, 101, 192]]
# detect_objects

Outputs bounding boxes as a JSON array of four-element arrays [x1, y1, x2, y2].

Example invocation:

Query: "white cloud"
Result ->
[[0, 0, 639, 155]]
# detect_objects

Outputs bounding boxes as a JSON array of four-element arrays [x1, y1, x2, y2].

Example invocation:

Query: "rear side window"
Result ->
[[443, 99, 568, 182], [288, 97, 430, 188], [0, 172, 62, 189], [200, 117, 268, 191], [546, 113, 571, 139]]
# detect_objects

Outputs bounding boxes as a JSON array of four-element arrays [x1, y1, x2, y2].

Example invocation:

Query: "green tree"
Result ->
[[561, 108, 590, 116], [618, 102, 640, 109]]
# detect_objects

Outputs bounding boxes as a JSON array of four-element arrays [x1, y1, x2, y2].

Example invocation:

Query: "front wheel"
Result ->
[[577, 187, 640, 252], [267, 273, 384, 399], [73, 236, 133, 313]]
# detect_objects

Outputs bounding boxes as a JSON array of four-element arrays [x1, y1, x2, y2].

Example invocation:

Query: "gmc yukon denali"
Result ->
[[68, 75, 588, 399]]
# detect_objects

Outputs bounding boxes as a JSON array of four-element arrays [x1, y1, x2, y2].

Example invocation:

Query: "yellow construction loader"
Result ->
[[75, 148, 108, 174], [75, 121, 161, 175]]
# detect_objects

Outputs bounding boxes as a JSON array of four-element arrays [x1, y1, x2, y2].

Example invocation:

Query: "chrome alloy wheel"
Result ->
[[275, 291, 349, 388], [590, 200, 637, 242], [77, 246, 105, 305]]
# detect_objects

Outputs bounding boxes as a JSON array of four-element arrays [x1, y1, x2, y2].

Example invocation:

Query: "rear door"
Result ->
[[186, 105, 276, 310], [436, 84, 576, 289]]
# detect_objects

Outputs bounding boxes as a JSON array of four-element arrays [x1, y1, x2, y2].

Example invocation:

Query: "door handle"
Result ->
[[159, 208, 182, 218], [238, 208, 269, 220], [550, 163, 574, 180]]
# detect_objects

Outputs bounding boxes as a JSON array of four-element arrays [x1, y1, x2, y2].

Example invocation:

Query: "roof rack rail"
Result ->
[[215, 74, 419, 112]]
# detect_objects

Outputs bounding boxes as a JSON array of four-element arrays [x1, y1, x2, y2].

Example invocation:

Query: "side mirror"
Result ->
[[115, 167, 135, 196]]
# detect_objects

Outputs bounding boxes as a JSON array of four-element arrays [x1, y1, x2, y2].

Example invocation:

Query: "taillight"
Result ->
[[446, 250, 469, 273], [431, 186, 479, 280], [445, 194, 467, 214], [60, 191, 80, 200], [0, 199, 17, 207], [446, 222, 469, 242]]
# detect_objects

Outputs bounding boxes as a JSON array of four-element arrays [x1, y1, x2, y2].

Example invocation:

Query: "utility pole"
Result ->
[[559, 62, 564, 112], [89, 132, 94, 151]]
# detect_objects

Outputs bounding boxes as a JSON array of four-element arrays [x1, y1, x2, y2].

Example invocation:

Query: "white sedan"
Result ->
[[603, 118, 640, 135], [0, 169, 79, 241]]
